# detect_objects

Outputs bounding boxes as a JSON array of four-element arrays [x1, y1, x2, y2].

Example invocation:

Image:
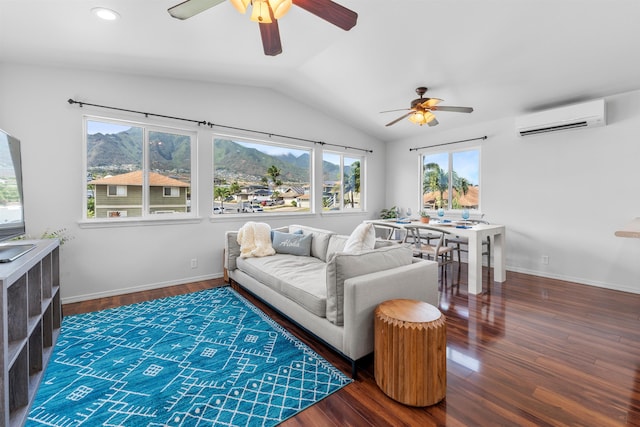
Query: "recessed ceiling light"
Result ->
[[91, 7, 120, 21]]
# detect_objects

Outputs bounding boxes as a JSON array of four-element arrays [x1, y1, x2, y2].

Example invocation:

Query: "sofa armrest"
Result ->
[[341, 258, 438, 361], [224, 231, 241, 271]]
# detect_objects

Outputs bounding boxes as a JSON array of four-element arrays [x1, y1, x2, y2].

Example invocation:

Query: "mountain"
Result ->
[[214, 139, 341, 184], [87, 127, 191, 174], [87, 130, 341, 184]]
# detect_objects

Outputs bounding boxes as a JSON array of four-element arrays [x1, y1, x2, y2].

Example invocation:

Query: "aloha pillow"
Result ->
[[343, 222, 376, 253], [270, 228, 301, 242], [272, 230, 312, 256]]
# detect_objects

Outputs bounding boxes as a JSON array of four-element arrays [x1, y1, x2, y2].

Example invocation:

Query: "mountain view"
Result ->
[[214, 138, 340, 184], [87, 130, 341, 185], [87, 127, 191, 177]]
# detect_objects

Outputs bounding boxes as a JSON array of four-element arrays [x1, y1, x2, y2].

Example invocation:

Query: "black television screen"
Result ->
[[0, 129, 26, 242]]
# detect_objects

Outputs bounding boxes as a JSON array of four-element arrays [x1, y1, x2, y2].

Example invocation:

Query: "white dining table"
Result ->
[[368, 219, 506, 295]]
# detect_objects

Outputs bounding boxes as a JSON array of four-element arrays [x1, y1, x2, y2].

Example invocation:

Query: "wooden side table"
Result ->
[[374, 299, 446, 406]]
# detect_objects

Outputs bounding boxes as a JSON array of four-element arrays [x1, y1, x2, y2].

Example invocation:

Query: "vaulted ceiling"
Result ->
[[2, 0, 640, 142]]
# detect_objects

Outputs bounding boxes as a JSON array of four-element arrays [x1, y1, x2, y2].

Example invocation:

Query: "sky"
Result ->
[[87, 121, 132, 135], [423, 149, 479, 185], [234, 140, 308, 157]]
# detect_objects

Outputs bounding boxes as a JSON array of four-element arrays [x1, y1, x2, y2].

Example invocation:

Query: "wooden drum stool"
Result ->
[[374, 299, 446, 406]]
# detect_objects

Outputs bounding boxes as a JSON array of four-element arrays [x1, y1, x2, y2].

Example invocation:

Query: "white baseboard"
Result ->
[[506, 266, 639, 295], [61, 272, 223, 304]]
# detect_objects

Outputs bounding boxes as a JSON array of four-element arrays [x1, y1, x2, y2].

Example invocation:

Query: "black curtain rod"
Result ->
[[409, 135, 487, 151], [68, 98, 373, 154], [67, 99, 207, 126]]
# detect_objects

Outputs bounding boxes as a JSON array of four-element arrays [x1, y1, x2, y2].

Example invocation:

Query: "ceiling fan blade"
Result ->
[[168, 0, 225, 20], [427, 117, 439, 127], [420, 98, 443, 108], [380, 108, 411, 114], [259, 17, 283, 56], [432, 106, 474, 113], [385, 112, 413, 127], [293, 0, 358, 31]]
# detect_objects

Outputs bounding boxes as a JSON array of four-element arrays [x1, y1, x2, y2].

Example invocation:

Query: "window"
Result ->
[[213, 137, 312, 214], [322, 152, 363, 211], [422, 148, 480, 211], [163, 187, 179, 197], [84, 117, 195, 220], [107, 185, 127, 197]]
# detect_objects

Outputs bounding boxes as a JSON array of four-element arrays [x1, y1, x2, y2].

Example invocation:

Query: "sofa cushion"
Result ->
[[343, 222, 376, 253], [289, 225, 336, 262], [272, 230, 312, 256], [237, 254, 327, 317], [325, 244, 413, 326], [326, 235, 348, 260]]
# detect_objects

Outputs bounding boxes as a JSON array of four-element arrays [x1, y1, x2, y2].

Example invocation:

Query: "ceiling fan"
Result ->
[[168, 0, 358, 56], [382, 87, 474, 127]]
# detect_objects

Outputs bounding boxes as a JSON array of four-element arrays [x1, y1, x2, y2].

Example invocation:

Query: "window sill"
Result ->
[[78, 216, 203, 229], [321, 210, 367, 216], [208, 211, 316, 222]]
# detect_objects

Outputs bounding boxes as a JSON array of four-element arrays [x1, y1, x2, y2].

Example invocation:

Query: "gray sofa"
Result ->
[[224, 224, 439, 377]]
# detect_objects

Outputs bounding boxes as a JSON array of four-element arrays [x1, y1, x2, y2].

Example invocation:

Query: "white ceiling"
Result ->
[[2, 0, 640, 142]]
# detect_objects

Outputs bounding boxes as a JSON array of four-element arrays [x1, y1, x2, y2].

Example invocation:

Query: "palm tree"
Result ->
[[229, 181, 241, 201], [451, 174, 470, 208], [344, 161, 360, 208], [214, 186, 230, 211], [265, 165, 282, 191], [423, 162, 448, 208]]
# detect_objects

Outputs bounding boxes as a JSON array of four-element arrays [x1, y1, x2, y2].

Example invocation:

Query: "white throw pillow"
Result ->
[[343, 222, 376, 253]]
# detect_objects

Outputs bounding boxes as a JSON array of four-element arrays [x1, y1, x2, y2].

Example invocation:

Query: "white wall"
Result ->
[[0, 63, 386, 302], [385, 90, 640, 294]]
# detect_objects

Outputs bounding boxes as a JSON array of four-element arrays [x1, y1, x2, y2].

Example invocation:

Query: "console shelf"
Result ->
[[1, 239, 60, 427]]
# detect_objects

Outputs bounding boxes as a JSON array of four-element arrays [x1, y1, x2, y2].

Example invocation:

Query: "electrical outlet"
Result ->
[[542, 255, 549, 265], [190, 258, 198, 269]]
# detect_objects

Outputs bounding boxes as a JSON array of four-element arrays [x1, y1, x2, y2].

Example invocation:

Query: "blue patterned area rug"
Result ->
[[28, 286, 351, 426]]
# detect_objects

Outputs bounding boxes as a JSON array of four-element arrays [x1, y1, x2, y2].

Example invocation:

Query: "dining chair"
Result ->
[[446, 219, 491, 270], [404, 224, 454, 288], [372, 223, 405, 243]]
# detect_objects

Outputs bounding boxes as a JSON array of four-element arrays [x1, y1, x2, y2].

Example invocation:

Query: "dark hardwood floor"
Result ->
[[62, 265, 640, 426]]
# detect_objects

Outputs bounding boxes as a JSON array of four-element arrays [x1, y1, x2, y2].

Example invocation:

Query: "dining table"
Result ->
[[368, 219, 506, 295]]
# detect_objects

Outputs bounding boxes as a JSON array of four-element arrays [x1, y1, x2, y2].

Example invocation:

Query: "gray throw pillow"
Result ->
[[272, 230, 312, 256]]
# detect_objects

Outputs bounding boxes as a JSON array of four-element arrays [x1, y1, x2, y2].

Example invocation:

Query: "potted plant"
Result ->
[[420, 211, 430, 223], [380, 206, 398, 219]]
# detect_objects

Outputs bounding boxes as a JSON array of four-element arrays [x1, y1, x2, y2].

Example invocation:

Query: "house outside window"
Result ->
[[213, 137, 312, 214], [422, 148, 480, 212], [322, 152, 363, 212], [84, 117, 195, 219]]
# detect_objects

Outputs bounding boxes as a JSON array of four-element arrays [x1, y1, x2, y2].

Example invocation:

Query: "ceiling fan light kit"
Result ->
[[231, 0, 292, 20], [383, 86, 474, 128], [409, 110, 437, 126], [250, 0, 273, 23], [169, 0, 357, 56]]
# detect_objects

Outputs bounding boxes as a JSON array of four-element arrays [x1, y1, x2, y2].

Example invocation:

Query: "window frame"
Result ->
[[322, 150, 365, 213], [420, 145, 481, 214], [81, 115, 198, 225]]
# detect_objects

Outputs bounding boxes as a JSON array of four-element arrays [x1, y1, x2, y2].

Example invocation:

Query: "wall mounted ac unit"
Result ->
[[515, 98, 606, 137]]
